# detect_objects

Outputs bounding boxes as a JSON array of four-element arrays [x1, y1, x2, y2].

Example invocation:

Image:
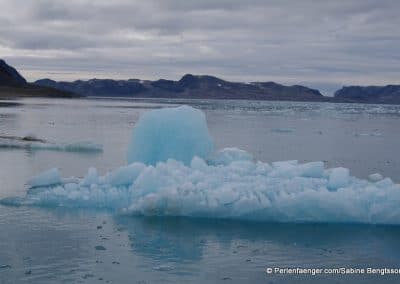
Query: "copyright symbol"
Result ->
[[266, 268, 273, 274]]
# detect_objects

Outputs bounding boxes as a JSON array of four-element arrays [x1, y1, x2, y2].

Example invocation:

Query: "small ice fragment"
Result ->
[[95, 245, 106, 251], [107, 163, 145, 186], [368, 173, 383, 182], [82, 167, 98, 186], [376, 178, 393, 188], [272, 160, 298, 168], [190, 156, 208, 170], [298, 161, 324, 178], [153, 264, 174, 271], [328, 167, 349, 189], [269, 160, 305, 178], [208, 147, 253, 166], [355, 132, 382, 137], [27, 168, 61, 188], [271, 128, 294, 133]]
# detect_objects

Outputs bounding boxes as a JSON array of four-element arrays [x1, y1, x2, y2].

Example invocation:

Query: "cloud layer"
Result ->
[[1, 0, 399, 95]]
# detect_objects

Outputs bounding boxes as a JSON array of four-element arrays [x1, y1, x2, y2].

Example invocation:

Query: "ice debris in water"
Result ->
[[368, 173, 383, 182], [271, 128, 294, 133], [354, 132, 382, 137], [127, 105, 214, 166], [0, 136, 102, 153], [2, 105, 400, 224], [208, 147, 253, 166], [7, 155, 400, 224]]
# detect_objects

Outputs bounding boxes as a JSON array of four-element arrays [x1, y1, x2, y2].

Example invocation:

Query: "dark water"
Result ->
[[0, 97, 400, 283]]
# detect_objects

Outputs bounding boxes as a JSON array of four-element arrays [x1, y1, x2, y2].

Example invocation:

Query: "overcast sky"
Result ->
[[0, 0, 399, 95]]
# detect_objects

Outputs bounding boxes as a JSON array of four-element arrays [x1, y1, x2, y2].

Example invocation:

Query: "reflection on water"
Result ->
[[1, 206, 400, 284], [118, 216, 400, 266]]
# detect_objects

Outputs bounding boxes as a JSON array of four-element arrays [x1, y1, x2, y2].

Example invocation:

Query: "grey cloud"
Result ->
[[0, 0, 399, 95]]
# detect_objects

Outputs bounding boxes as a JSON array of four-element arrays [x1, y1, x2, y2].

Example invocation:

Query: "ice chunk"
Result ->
[[272, 160, 298, 167], [328, 167, 349, 190], [27, 168, 61, 188], [269, 161, 323, 178], [190, 156, 208, 171], [106, 163, 146, 186], [376, 178, 393, 188], [269, 160, 298, 178], [82, 167, 98, 186], [297, 161, 324, 178], [208, 147, 253, 166], [368, 173, 383, 182], [127, 106, 214, 166]]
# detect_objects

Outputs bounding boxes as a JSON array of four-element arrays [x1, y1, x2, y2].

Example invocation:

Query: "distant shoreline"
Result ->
[[3, 94, 400, 107], [82, 95, 400, 105]]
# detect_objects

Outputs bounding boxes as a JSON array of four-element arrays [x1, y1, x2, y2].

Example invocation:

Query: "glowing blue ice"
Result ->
[[127, 106, 214, 166]]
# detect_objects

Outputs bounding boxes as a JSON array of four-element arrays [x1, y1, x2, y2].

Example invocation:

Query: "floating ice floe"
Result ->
[[354, 132, 382, 137], [0, 135, 102, 153], [271, 128, 294, 133], [2, 106, 400, 224]]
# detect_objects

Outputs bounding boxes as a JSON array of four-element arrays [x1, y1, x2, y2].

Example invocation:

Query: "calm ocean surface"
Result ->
[[0, 97, 400, 283]]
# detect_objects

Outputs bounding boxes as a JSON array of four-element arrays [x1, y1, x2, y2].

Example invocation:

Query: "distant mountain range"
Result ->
[[35, 76, 400, 104], [1, 59, 400, 104], [334, 85, 400, 104], [0, 59, 76, 98], [35, 75, 325, 101]]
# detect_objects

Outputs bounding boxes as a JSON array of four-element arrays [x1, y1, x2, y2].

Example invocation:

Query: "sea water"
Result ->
[[0, 97, 400, 283]]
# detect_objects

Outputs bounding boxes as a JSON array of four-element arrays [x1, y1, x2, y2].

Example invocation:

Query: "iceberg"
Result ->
[[3, 106, 400, 225], [127, 105, 214, 166]]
